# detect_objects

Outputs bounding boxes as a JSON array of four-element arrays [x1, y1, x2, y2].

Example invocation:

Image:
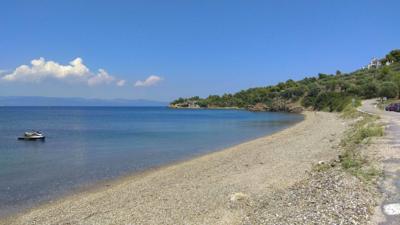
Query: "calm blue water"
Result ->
[[0, 107, 303, 216]]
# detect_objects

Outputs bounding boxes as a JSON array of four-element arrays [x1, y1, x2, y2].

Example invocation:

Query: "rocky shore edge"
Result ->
[[169, 101, 304, 113]]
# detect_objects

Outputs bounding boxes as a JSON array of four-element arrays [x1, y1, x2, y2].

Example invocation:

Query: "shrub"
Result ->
[[379, 81, 398, 98], [313, 92, 352, 112], [361, 82, 379, 98], [339, 113, 383, 181]]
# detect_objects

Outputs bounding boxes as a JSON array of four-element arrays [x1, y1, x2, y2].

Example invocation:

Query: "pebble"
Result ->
[[243, 168, 376, 224], [383, 203, 400, 215]]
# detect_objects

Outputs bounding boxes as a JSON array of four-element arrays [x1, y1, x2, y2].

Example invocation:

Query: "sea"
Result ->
[[0, 107, 303, 216]]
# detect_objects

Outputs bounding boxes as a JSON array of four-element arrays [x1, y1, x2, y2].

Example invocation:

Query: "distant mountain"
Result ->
[[0, 96, 168, 106]]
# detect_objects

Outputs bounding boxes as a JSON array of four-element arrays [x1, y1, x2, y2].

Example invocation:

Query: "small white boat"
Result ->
[[18, 131, 45, 141]]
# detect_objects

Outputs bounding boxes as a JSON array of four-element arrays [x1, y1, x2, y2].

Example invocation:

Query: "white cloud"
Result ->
[[87, 69, 115, 86], [134, 75, 162, 87], [1, 57, 124, 87], [2, 57, 90, 82], [116, 80, 126, 86]]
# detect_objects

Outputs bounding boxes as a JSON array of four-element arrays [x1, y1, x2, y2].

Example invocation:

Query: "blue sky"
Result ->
[[0, 0, 399, 101]]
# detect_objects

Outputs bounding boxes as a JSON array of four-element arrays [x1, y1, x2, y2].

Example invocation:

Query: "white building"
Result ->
[[367, 57, 382, 69]]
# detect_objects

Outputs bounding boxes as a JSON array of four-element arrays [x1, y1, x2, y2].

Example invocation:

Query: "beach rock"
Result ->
[[229, 192, 251, 209], [247, 103, 269, 112], [230, 192, 249, 202], [247, 101, 304, 113], [383, 203, 400, 215], [288, 106, 303, 113]]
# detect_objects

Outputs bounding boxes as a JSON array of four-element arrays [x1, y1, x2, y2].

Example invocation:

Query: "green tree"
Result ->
[[379, 82, 398, 98], [306, 83, 321, 97], [386, 49, 400, 63], [361, 82, 379, 98], [318, 73, 329, 79], [391, 72, 400, 90], [346, 84, 361, 96], [171, 98, 185, 104]]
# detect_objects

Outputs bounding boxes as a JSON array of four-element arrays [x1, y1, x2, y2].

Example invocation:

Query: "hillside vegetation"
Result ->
[[171, 50, 400, 112]]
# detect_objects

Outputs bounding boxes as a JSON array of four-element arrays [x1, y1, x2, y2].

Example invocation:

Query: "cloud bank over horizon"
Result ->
[[1, 57, 126, 87]]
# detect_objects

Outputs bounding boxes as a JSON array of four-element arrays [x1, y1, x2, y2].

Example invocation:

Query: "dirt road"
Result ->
[[360, 99, 400, 225]]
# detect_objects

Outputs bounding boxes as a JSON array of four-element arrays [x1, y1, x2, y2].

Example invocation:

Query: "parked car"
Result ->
[[385, 103, 400, 112]]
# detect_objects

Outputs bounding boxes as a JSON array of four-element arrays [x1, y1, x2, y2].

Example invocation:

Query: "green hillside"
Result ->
[[171, 50, 400, 112]]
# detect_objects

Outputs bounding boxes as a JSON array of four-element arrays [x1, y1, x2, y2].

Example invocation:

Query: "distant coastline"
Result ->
[[0, 96, 167, 107], [169, 101, 303, 113], [170, 50, 400, 114], [169, 104, 242, 110]]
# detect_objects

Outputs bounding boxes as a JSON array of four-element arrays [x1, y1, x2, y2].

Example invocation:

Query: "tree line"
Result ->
[[171, 50, 400, 112]]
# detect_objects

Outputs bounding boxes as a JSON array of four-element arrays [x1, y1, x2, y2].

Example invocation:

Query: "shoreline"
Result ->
[[0, 111, 303, 219], [1, 111, 347, 225]]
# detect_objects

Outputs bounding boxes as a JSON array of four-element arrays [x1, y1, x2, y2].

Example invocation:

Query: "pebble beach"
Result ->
[[2, 112, 364, 225]]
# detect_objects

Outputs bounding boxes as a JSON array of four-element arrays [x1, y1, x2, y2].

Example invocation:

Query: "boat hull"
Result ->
[[18, 137, 45, 141]]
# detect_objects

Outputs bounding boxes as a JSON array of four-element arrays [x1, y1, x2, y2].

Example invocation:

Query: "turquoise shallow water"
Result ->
[[0, 107, 303, 216]]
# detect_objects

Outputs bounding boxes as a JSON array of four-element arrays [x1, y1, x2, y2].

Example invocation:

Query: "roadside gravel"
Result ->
[[244, 167, 377, 225]]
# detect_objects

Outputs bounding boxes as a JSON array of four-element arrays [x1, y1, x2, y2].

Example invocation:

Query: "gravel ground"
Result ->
[[1, 112, 348, 225], [243, 167, 377, 225], [360, 99, 400, 224]]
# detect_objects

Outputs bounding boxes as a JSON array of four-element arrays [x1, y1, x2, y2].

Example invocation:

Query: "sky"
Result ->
[[0, 0, 399, 102]]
